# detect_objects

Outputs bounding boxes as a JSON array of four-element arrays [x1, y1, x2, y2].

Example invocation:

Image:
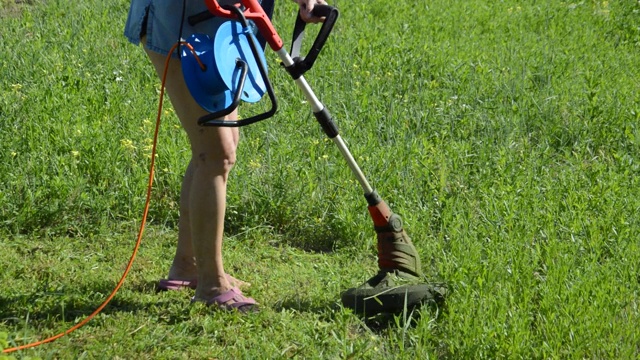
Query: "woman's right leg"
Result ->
[[143, 46, 245, 301]]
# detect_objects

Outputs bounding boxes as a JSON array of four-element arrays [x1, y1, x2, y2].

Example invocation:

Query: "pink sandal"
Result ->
[[157, 279, 197, 291], [192, 287, 258, 313], [157, 274, 250, 292]]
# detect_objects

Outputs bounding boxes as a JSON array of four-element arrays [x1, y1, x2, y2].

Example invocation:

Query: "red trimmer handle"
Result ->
[[202, 0, 284, 51]]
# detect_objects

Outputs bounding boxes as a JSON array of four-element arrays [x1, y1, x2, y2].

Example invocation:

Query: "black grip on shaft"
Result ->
[[314, 107, 339, 138]]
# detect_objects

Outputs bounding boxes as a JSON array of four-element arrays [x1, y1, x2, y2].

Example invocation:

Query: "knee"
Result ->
[[189, 127, 239, 176], [194, 147, 236, 175]]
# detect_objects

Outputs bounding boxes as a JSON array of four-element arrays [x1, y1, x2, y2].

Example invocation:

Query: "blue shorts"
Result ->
[[124, 0, 274, 57]]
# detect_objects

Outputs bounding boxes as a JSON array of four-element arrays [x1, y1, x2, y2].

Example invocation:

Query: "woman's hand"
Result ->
[[292, 0, 328, 23]]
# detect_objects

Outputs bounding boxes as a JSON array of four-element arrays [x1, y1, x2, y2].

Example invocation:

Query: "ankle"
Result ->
[[168, 256, 197, 280]]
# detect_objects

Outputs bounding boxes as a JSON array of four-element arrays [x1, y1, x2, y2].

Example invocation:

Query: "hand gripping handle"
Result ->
[[287, 5, 339, 79]]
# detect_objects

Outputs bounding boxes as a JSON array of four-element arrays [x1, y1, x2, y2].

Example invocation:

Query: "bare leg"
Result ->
[[144, 46, 247, 300], [169, 158, 250, 288], [168, 160, 197, 281]]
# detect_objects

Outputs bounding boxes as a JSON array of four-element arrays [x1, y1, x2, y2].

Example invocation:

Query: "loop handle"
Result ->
[[288, 5, 339, 79]]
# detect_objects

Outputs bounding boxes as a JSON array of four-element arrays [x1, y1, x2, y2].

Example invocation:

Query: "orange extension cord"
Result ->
[[3, 42, 203, 354]]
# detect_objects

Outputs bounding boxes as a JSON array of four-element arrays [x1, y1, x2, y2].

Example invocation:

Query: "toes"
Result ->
[[226, 274, 251, 289]]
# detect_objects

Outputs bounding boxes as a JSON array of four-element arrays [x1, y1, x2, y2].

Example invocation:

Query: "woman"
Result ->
[[123, 0, 325, 312]]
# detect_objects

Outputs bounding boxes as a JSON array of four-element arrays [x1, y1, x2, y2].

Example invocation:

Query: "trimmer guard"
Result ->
[[341, 271, 447, 316]]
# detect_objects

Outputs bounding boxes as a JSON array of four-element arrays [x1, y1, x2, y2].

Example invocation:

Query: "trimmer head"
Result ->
[[341, 270, 446, 316], [341, 191, 447, 315]]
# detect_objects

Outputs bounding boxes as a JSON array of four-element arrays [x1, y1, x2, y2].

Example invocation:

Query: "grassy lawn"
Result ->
[[1, 0, 639, 358]]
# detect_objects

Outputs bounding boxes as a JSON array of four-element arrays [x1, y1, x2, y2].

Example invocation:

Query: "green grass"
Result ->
[[1, 0, 640, 358]]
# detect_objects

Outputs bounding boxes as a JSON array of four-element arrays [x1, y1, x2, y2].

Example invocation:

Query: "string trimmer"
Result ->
[[184, 0, 447, 315]]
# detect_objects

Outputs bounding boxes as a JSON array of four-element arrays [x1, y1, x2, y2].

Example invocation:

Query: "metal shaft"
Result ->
[[276, 48, 374, 195]]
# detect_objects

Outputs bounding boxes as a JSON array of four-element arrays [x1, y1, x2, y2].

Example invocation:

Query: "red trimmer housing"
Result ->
[[367, 193, 422, 277], [339, 191, 445, 315]]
